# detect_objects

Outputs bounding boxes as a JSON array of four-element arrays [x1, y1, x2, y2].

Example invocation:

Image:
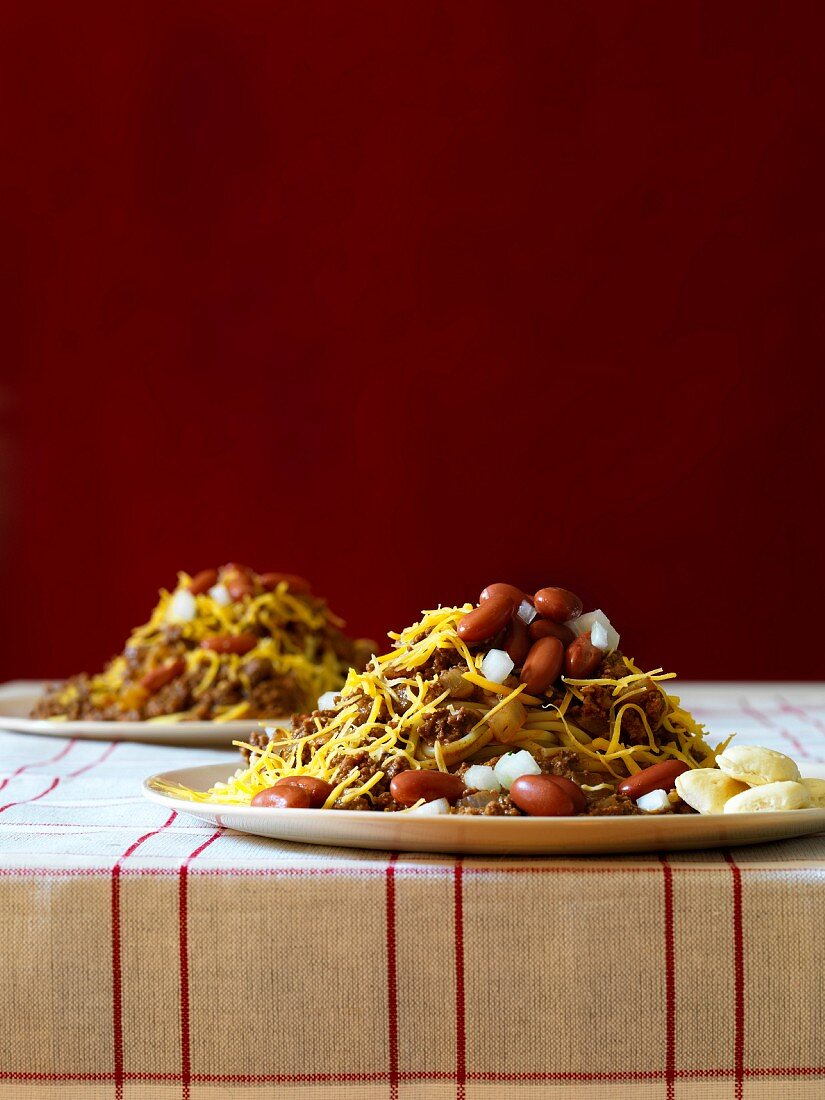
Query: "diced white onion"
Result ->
[[408, 797, 450, 816], [317, 691, 339, 711], [463, 765, 501, 792], [517, 599, 538, 625], [494, 750, 541, 790], [166, 588, 197, 623], [208, 583, 231, 606], [636, 788, 671, 813], [591, 620, 609, 650], [480, 648, 514, 684], [565, 609, 620, 653]]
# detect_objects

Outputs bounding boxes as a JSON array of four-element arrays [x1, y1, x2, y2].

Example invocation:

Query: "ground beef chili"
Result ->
[[241, 708, 338, 763], [620, 687, 668, 744], [566, 655, 670, 747], [326, 750, 411, 811], [144, 679, 193, 719], [453, 791, 522, 816], [573, 684, 615, 733], [416, 706, 475, 745], [585, 793, 642, 816], [598, 651, 628, 680], [388, 645, 467, 683]]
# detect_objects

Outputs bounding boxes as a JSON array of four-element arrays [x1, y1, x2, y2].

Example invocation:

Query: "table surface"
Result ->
[[2, 683, 825, 1099]]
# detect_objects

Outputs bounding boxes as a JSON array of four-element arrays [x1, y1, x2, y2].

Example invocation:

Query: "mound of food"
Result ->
[[179, 581, 735, 814], [32, 565, 373, 723]]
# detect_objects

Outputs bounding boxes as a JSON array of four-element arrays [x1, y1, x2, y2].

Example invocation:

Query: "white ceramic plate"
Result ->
[[143, 761, 825, 855], [0, 682, 284, 747]]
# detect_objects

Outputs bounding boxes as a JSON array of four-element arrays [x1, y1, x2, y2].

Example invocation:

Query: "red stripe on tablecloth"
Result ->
[[0, 739, 118, 815], [659, 854, 676, 1100], [111, 811, 178, 1100], [739, 700, 774, 728], [724, 849, 745, 1100], [779, 727, 813, 761], [778, 697, 825, 734], [65, 739, 118, 776], [454, 857, 466, 1100], [0, 737, 77, 793], [179, 830, 222, 1100], [385, 852, 399, 1100], [738, 697, 825, 760], [0, 776, 59, 815]]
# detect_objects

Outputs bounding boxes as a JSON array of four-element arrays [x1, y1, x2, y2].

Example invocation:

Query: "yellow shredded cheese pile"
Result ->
[[162, 604, 730, 807]]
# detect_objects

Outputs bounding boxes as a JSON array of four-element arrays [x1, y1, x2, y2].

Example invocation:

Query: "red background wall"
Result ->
[[0, 1, 822, 681]]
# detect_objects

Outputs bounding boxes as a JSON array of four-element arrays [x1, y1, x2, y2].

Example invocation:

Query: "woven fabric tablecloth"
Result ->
[[1, 684, 825, 1100]]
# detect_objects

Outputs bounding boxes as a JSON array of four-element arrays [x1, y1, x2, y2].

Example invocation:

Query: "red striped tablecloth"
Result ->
[[2, 684, 824, 1100]]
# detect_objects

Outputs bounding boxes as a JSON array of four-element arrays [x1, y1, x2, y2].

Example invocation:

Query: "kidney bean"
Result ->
[[528, 619, 576, 647], [251, 785, 311, 809], [480, 582, 525, 607], [390, 769, 465, 807], [260, 572, 312, 594], [510, 775, 575, 817], [273, 775, 333, 808], [457, 595, 514, 644], [520, 637, 564, 694], [225, 576, 256, 600], [564, 632, 602, 678], [534, 587, 583, 623], [617, 760, 689, 801], [545, 774, 588, 814], [188, 569, 218, 595], [503, 617, 531, 667], [201, 633, 258, 655], [140, 659, 186, 694]]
